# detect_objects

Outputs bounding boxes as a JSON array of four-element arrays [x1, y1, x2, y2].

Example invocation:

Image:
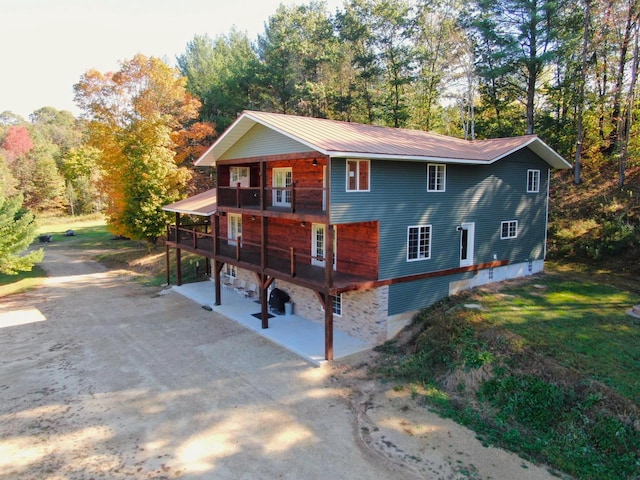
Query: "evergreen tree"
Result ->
[[0, 192, 43, 275]]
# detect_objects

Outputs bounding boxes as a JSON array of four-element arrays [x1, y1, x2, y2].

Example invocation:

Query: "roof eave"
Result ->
[[162, 207, 217, 216]]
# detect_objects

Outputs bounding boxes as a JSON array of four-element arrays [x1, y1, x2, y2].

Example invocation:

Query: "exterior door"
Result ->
[[272, 167, 292, 207], [459, 222, 475, 267], [312, 224, 336, 269], [230, 167, 249, 187], [228, 213, 242, 246]]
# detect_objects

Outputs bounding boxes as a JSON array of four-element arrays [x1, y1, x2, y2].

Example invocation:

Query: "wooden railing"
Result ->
[[217, 183, 326, 213], [167, 227, 348, 282]]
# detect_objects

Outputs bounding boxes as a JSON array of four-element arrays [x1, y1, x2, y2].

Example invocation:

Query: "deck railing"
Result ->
[[167, 227, 363, 283], [217, 183, 326, 213]]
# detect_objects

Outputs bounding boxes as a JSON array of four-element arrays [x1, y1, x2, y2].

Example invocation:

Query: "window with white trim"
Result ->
[[407, 225, 432, 261], [321, 294, 343, 316], [427, 164, 446, 192], [225, 264, 237, 278], [346, 159, 370, 192], [527, 169, 540, 193], [332, 294, 342, 316], [501, 220, 518, 239]]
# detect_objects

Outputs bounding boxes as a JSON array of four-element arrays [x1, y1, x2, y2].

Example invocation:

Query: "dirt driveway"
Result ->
[[0, 242, 558, 479]]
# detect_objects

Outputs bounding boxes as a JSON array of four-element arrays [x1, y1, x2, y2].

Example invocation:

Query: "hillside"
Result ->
[[549, 163, 640, 273]]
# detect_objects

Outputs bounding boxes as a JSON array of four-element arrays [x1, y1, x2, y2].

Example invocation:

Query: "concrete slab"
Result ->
[[171, 280, 371, 365]]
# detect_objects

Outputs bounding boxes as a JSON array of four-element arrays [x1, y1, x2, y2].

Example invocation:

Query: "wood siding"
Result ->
[[336, 221, 378, 278]]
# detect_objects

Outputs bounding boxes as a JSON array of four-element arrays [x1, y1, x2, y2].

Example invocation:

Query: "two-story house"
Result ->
[[164, 110, 571, 360]]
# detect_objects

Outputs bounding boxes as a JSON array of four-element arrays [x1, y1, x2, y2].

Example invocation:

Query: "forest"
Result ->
[[1, 0, 639, 269]]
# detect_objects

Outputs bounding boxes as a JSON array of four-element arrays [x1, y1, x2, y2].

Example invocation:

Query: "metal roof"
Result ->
[[162, 189, 217, 216], [194, 110, 572, 169]]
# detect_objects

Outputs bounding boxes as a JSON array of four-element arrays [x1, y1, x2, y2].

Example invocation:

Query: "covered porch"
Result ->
[[170, 279, 371, 365]]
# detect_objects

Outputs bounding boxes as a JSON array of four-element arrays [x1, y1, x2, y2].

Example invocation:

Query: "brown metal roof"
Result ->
[[195, 111, 571, 169], [163, 189, 217, 216]]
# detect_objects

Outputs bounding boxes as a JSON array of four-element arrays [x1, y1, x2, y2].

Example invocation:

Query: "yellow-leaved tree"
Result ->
[[74, 54, 201, 244]]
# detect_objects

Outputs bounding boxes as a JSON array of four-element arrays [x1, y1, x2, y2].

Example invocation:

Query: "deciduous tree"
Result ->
[[74, 54, 200, 244]]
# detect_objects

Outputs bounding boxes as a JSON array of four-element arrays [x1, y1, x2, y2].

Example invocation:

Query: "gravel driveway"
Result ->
[[0, 242, 558, 479]]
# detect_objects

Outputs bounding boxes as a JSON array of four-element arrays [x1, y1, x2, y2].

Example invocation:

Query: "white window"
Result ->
[[501, 220, 518, 239], [322, 294, 343, 316], [427, 164, 446, 192], [230, 167, 249, 187], [272, 167, 292, 206], [346, 159, 370, 192], [407, 225, 432, 261], [225, 264, 237, 278], [527, 169, 540, 193], [228, 213, 242, 245]]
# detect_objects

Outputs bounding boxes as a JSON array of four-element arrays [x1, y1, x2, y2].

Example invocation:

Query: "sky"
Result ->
[[0, 0, 344, 120]]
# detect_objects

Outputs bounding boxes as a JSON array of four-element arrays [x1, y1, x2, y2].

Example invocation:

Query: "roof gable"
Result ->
[[195, 111, 571, 169]]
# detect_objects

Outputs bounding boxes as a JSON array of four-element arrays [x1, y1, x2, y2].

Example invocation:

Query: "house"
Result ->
[[163, 110, 571, 361]]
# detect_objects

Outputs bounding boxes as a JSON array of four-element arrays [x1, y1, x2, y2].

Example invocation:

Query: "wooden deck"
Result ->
[[166, 225, 375, 294]]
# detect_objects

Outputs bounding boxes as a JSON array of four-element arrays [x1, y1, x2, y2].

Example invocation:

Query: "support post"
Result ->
[[176, 248, 182, 286], [324, 293, 333, 361], [165, 243, 170, 285], [260, 274, 269, 329], [214, 260, 222, 306]]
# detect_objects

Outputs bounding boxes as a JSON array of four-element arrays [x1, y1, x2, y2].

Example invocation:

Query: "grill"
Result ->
[[268, 288, 290, 314]]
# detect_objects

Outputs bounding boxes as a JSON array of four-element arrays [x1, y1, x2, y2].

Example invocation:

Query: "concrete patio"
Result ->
[[170, 280, 371, 365]]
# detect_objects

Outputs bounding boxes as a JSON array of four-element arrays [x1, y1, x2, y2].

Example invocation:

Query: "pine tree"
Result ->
[[0, 192, 43, 275]]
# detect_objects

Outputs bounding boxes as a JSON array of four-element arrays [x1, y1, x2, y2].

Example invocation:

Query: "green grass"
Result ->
[[479, 275, 640, 400], [0, 265, 47, 297], [372, 268, 640, 479]]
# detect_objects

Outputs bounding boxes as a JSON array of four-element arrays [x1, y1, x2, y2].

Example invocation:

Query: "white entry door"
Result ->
[[459, 222, 475, 267], [272, 167, 292, 207], [312, 223, 336, 269], [228, 213, 242, 246]]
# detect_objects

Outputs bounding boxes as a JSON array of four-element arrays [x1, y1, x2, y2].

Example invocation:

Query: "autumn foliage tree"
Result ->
[[74, 54, 201, 244]]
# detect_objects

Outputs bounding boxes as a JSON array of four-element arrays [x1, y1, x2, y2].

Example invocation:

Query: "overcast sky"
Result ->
[[0, 0, 344, 119]]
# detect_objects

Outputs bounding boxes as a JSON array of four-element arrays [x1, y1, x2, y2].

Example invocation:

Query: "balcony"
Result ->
[[166, 224, 376, 292], [217, 184, 326, 216]]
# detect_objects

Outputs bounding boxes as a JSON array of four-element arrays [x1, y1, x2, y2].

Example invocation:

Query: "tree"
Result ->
[[1, 125, 34, 162], [465, 0, 561, 135], [0, 192, 43, 275], [74, 54, 200, 244], [178, 30, 259, 131], [257, 2, 338, 116]]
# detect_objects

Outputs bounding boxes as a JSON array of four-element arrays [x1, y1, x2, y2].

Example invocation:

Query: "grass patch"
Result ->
[[0, 265, 47, 298], [371, 267, 640, 479], [479, 274, 640, 400]]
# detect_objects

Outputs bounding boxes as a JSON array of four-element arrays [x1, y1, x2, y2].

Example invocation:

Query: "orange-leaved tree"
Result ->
[[74, 54, 201, 244]]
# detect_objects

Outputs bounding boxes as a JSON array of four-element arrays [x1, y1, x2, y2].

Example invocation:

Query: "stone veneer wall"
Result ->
[[225, 268, 394, 345], [270, 279, 391, 345]]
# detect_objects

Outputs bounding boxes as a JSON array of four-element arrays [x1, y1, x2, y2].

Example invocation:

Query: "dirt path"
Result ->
[[0, 242, 559, 479]]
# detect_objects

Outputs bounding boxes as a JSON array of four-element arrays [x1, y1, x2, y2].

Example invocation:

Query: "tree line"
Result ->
[[1, 0, 638, 265]]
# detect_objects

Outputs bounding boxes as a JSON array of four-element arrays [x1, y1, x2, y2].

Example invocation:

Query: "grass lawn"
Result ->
[[479, 271, 640, 400], [373, 264, 640, 479]]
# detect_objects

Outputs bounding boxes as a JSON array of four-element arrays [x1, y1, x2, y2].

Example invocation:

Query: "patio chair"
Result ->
[[234, 280, 247, 295], [244, 283, 257, 298], [222, 275, 236, 288]]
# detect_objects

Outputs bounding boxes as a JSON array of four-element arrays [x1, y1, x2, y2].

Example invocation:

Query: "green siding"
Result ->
[[330, 151, 551, 315], [221, 124, 311, 160]]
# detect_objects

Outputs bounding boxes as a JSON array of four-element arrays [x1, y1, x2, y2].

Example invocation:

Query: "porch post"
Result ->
[[260, 274, 269, 329], [213, 260, 222, 306], [165, 241, 170, 285], [175, 212, 182, 285], [325, 296, 334, 361], [324, 224, 335, 360]]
